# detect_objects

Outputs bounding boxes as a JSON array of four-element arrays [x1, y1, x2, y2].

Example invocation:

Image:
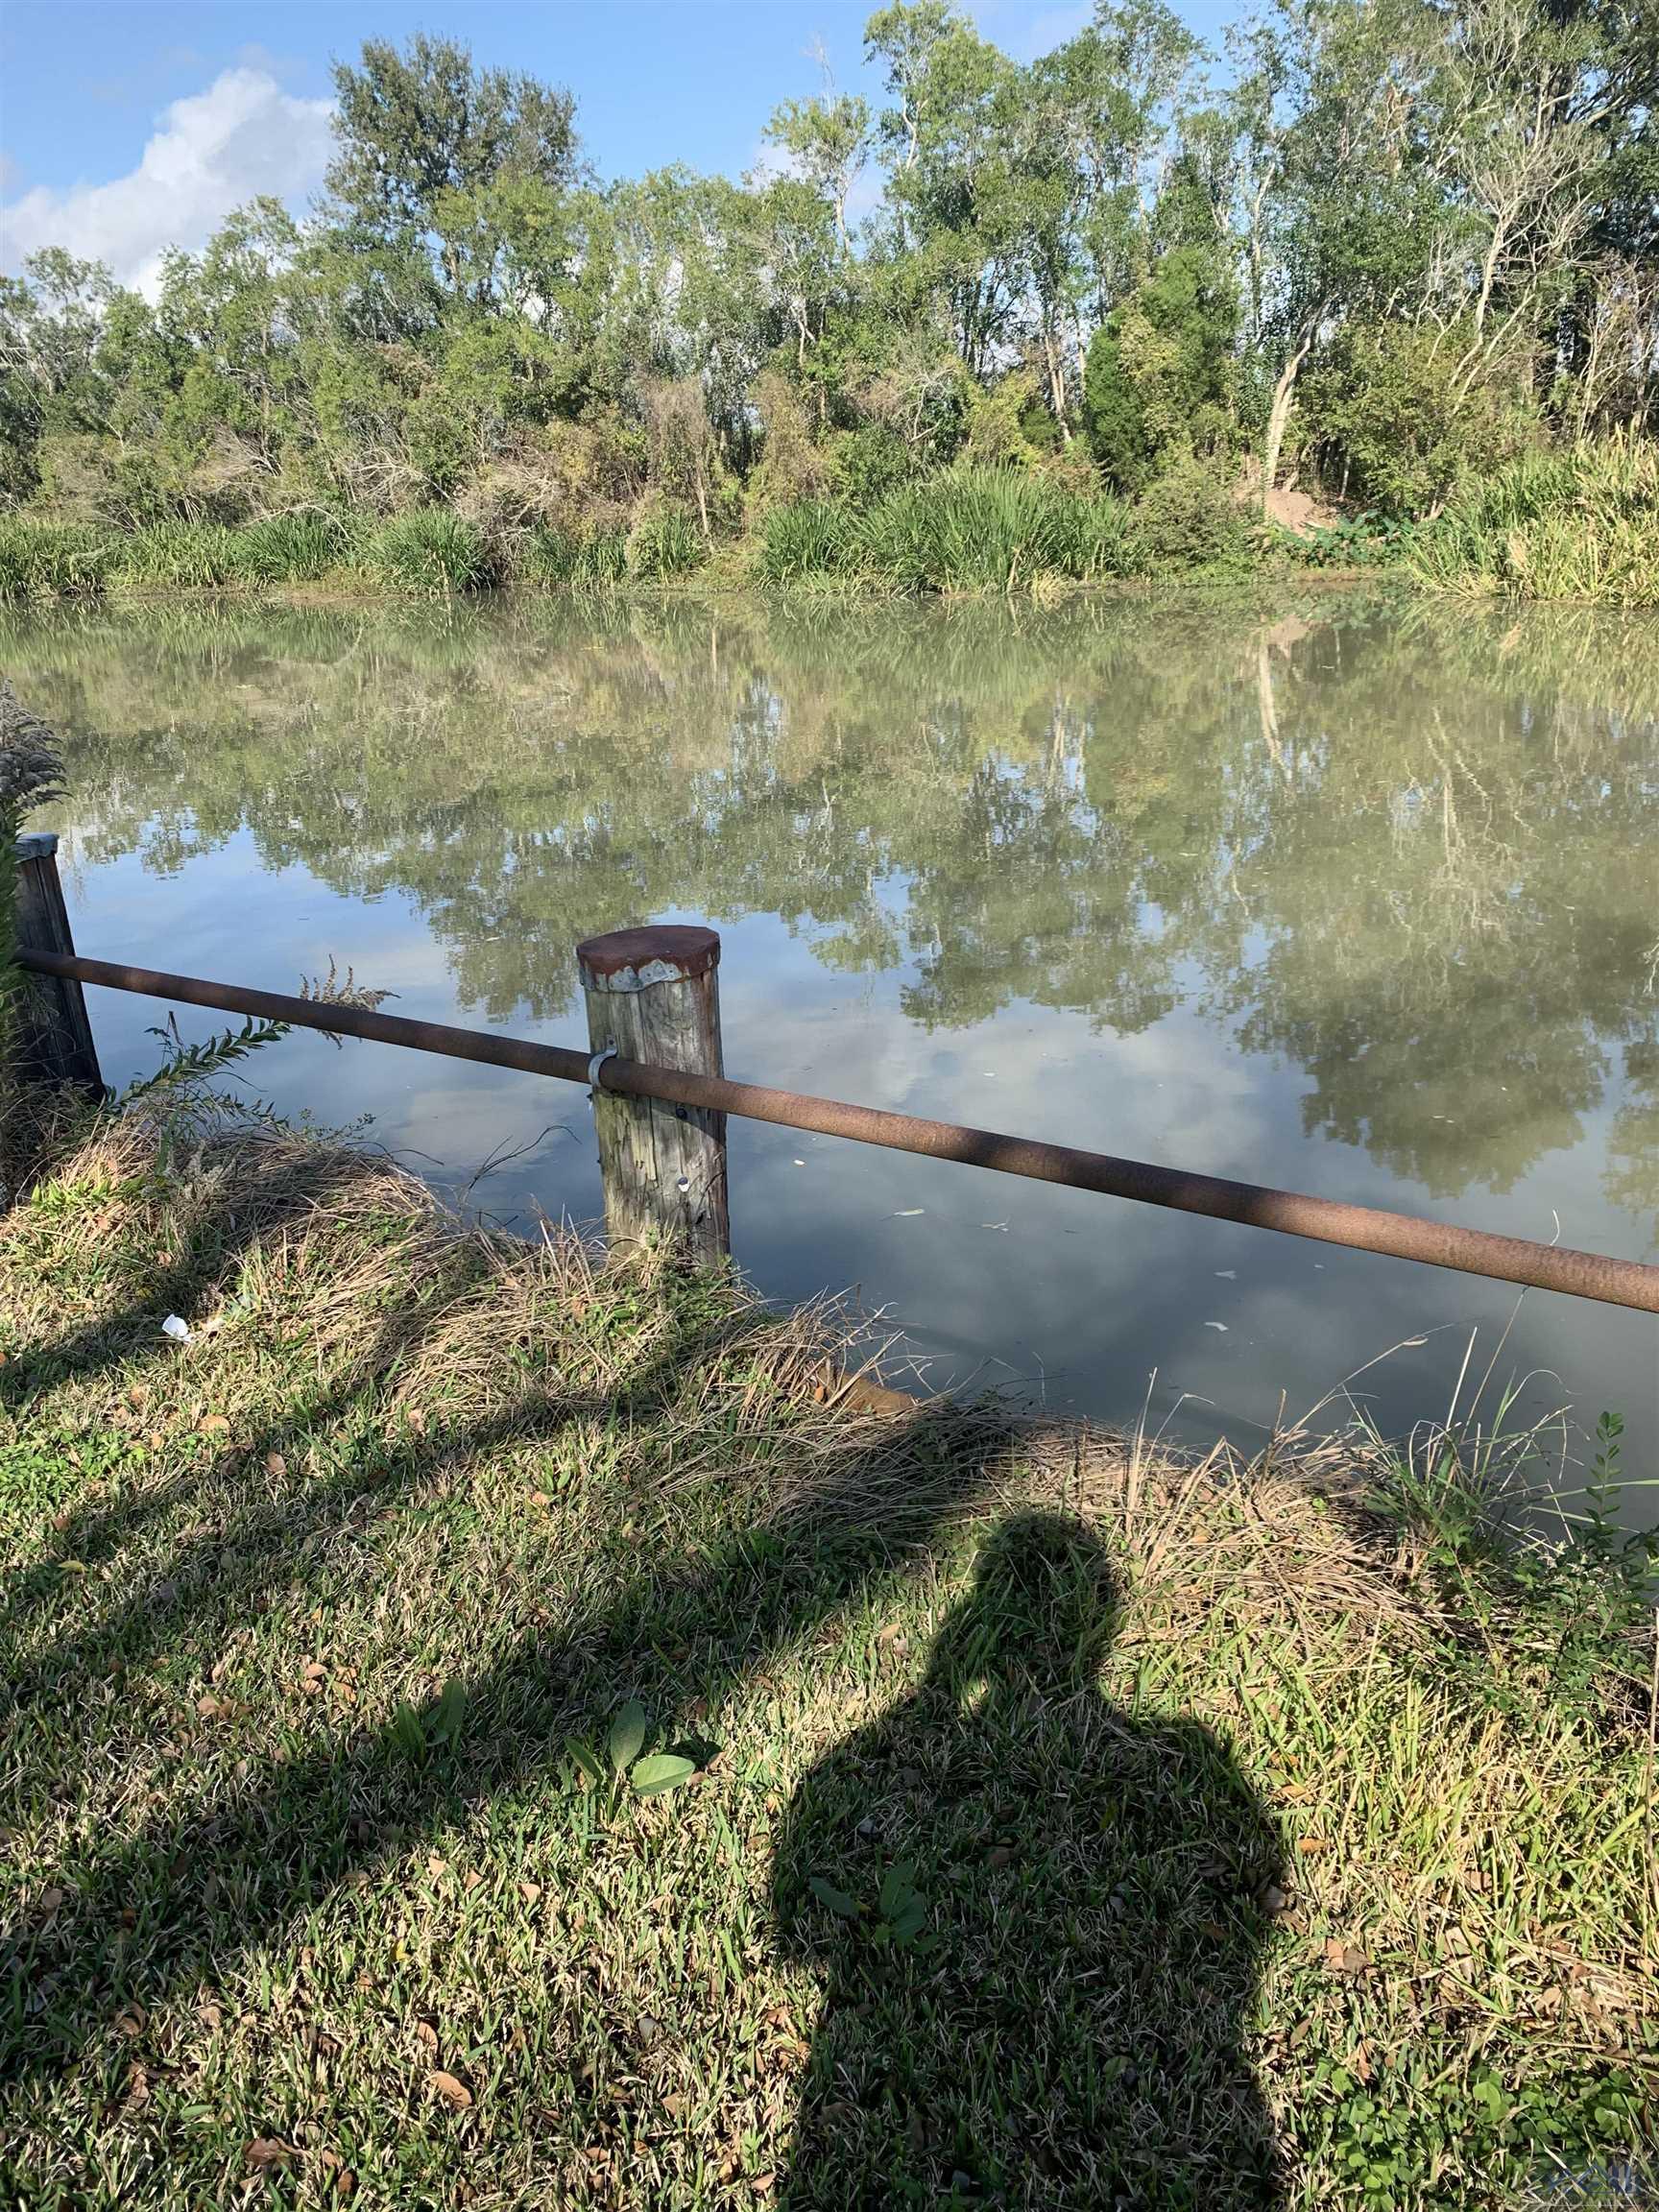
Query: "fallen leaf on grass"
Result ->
[[114, 2002, 146, 2037], [198, 1414, 230, 1437], [320, 2148, 356, 2198], [518, 1881, 542, 1903], [265, 1452, 287, 1479], [1323, 1937, 1369, 1977], [244, 2137, 296, 2173], [412, 2019, 440, 2056], [429, 2070, 473, 2109], [1296, 1836, 1329, 1855]]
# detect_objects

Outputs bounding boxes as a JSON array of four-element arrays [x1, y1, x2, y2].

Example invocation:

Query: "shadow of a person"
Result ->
[[771, 1512, 1286, 2210]]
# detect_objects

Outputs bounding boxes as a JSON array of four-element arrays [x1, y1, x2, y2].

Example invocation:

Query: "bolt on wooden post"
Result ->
[[576, 924, 730, 1265], [10, 832, 103, 1095]]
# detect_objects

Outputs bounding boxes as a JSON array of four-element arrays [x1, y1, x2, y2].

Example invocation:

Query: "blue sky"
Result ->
[[0, 0, 1231, 291]]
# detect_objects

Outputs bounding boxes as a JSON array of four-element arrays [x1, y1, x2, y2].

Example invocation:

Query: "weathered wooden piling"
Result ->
[[10, 833, 103, 1094], [576, 924, 730, 1264]]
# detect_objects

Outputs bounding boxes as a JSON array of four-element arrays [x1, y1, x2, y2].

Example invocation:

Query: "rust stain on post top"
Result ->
[[576, 925, 721, 991]]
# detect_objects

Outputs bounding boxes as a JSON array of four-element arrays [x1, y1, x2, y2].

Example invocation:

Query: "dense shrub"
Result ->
[[1085, 249, 1238, 492], [1299, 321, 1538, 517], [829, 425, 915, 510], [1128, 458, 1251, 572], [1275, 513, 1423, 570]]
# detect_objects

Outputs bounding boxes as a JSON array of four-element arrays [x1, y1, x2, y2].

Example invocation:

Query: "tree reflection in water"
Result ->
[[10, 588, 1656, 1234]]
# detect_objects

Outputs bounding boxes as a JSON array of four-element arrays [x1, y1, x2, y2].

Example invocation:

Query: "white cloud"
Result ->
[[0, 67, 333, 297]]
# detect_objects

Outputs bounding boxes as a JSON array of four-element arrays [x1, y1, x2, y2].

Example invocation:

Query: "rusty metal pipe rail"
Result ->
[[17, 946, 1659, 1317]]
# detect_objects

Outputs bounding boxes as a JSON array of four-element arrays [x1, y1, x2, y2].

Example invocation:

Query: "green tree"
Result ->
[[326, 36, 582, 304], [1084, 247, 1238, 486]]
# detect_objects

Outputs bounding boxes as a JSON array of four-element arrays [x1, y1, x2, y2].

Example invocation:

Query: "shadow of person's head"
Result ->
[[926, 1507, 1120, 1699]]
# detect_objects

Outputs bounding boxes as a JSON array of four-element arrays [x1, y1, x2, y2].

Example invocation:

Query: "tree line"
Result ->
[[1, 0, 1655, 571]]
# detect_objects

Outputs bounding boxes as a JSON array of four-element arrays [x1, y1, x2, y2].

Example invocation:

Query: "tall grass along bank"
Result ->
[[0, 1106, 1652, 2208], [1407, 434, 1659, 608], [3, 441, 1655, 607]]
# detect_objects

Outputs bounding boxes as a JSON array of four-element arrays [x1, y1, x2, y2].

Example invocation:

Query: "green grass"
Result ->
[[516, 522, 632, 591], [1407, 434, 1659, 608], [0, 518, 116, 600], [355, 511, 497, 596], [1, 431, 1653, 608], [0, 1111, 1652, 2208], [0, 515, 350, 600], [627, 502, 706, 581], [759, 470, 1140, 595], [231, 512, 349, 585], [112, 521, 248, 591], [759, 498, 857, 585]]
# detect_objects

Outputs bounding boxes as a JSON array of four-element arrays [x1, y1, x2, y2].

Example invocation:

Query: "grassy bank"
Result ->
[[1406, 435, 1659, 610], [4, 441, 1657, 610], [0, 468, 1243, 606], [0, 1108, 1654, 2207]]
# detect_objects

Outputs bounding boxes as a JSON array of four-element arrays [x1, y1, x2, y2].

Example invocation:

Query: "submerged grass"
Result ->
[[1407, 433, 1659, 608], [0, 1109, 1653, 2208]]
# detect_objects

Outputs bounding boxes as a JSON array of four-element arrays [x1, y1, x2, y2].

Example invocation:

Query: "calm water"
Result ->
[[7, 589, 1657, 1507]]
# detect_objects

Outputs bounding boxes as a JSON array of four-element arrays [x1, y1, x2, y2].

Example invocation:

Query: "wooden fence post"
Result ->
[[11, 832, 103, 1095], [576, 924, 729, 1265]]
